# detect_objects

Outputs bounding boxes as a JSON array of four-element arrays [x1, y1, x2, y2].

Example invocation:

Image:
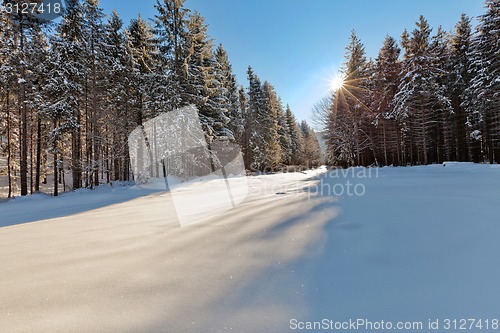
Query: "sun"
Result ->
[[330, 76, 344, 91]]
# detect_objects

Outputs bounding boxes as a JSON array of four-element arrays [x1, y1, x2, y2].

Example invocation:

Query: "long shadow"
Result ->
[[0, 186, 164, 228], [139, 174, 342, 333]]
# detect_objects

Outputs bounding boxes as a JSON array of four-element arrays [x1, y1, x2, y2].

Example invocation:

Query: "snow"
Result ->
[[0, 163, 499, 332]]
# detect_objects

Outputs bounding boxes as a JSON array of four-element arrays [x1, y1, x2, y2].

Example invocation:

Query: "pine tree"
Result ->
[[82, 0, 107, 188], [464, 0, 500, 163], [300, 121, 322, 168], [214, 44, 242, 142], [42, 41, 81, 196], [394, 16, 452, 165], [126, 15, 157, 126], [49, 0, 86, 190], [183, 12, 230, 142], [450, 14, 473, 162], [285, 105, 302, 166], [372, 35, 401, 165], [103, 10, 132, 181], [430, 25, 454, 162], [276, 99, 292, 165], [239, 85, 252, 168], [246, 66, 264, 169], [152, 0, 189, 111], [326, 30, 372, 167], [26, 25, 50, 193], [261, 81, 282, 169], [5, 1, 45, 195], [0, 9, 18, 197]]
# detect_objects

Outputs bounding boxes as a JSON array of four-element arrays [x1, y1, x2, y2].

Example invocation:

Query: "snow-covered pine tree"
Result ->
[[126, 15, 157, 126], [393, 16, 452, 165], [372, 35, 401, 165], [214, 44, 242, 143], [103, 10, 134, 181], [464, 0, 500, 163], [300, 121, 322, 168], [4, 0, 47, 195], [238, 85, 252, 168], [430, 25, 455, 162], [153, 0, 189, 110], [152, 0, 189, 112], [246, 66, 264, 170], [42, 33, 83, 195], [326, 30, 372, 167], [450, 14, 473, 162], [49, 0, 87, 190], [183, 12, 230, 142], [0, 10, 18, 197], [276, 99, 292, 166], [261, 81, 282, 170], [285, 105, 303, 166], [82, 0, 107, 188], [26, 25, 50, 193]]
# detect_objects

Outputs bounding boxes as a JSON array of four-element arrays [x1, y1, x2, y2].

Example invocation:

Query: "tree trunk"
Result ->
[[19, 20, 28, 196], [35, 116, 42, 192], [6, 91, 12, 198], [53, 120, 59, 197]]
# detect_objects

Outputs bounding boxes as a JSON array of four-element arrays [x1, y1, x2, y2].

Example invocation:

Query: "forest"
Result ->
[[319, 0, 499, 168], [0, 0, 322, 198], [1, 0, 498, 198]]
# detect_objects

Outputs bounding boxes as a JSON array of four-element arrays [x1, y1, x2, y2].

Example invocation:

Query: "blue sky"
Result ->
[[98, 0, 486, 123]]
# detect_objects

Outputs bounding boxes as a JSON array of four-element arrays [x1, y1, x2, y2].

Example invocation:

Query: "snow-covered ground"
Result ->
[[0, 163, 499, 332]]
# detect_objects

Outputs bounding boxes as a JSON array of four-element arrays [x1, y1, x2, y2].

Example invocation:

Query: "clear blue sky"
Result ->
[[98, 0, 486, 123]]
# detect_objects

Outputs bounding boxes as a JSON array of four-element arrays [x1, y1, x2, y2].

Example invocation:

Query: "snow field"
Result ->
[[0, 163, 499, 332]]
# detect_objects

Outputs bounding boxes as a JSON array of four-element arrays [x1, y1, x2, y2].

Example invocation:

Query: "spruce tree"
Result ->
[[183, 12, 231, 142], [285, 105, 303, 166], [373, 35, 401, 165], [450, 14, 473, 162], [152, 0, 189, 111], [394, 16, 452, 165], [326, 30, 372, 167], [300, 121, 322, 168], [214, 44, 242, 142], [464, 0, 500, 163]]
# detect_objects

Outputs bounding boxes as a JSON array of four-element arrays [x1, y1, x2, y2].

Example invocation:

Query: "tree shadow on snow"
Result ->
[[0, 187, 164, 228]]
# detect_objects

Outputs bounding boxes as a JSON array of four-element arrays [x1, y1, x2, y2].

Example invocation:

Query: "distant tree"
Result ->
[[285, 105, 303, 165], [276, 99, 292, 165], [300, 121, 322, 168]]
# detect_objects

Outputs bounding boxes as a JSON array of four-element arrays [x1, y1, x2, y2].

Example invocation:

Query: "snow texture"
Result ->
[[0, 163, 499, 332]]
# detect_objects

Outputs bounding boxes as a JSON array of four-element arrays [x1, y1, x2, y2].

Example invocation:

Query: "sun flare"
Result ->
[[330, 76, 344, 91]]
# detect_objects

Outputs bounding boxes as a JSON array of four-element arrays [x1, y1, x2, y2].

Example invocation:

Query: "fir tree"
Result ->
[[372, 35, 401, 165], [394, 16, 452, 165], [300, 121, 322, 168], [464, 0, 500, 163], [450, 14, 473, 162], [326, 30, 372, 167], [214, 44, 242, 142], [152, 0, 189, 111], [285, 105, 303, 165]]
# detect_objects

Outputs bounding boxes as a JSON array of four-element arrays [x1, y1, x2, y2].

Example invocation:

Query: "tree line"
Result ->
[[0, 0, 321, 198], [320, 0, 499, 167]]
